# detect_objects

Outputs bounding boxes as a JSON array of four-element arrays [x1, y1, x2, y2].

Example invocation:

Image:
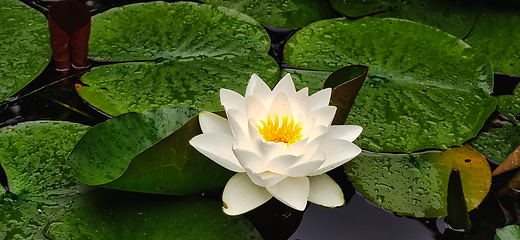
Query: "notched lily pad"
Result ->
[[345, 144, 491, 218], [284, 17, 495, 152], [68, 107, 234, 195], [330, 0, 476, 38], [0, 121, 90, 239], [0, 0, 52, 102], [81, 1, 279, 116], [200, 0, 339, 29], [43, 189, 262, 239]]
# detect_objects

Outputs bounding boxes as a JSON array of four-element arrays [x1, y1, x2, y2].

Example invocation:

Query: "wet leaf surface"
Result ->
[[199, 0, 339, 29], [0, 121, 90, 239], [280, 68, 332, 95], [68, 107, 233, 195], [464, 1, 520, 76], [495, 224, 520, 240], [344, 144, 491, 218], [284, 17, 495, 152], [471, 122, 520, 164], [329, 0, 476, 38], [80, 1, 278, 116], [43, 189, 262, 240], [0, 0, 52, 102], [497, 84, 520, 124]]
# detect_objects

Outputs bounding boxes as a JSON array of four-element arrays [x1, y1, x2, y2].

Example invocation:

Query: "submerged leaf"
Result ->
[[345, 144, 491, 218], [43, 189, 262, 239]]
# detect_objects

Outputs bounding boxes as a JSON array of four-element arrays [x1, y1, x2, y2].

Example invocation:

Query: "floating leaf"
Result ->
[[464, 1, 520, 76], [80, 1, 278, 116], [284, 17, 495, 152], [199, 0, 339, 29], [344, 144, 491, 218], [68, 107, 234, 195], [0, 0, 52, 102], [329, 0, 476, 38], [470, 122, 520, 164], [43, 189, 262, 239], [497, 84, 520, 124], [492, 145, 520, 177], [0, 121, 90, 239], [495, 225, 520, 240]]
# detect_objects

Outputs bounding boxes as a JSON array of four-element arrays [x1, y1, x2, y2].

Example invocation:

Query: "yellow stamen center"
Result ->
[[257, 114, 303, 146]]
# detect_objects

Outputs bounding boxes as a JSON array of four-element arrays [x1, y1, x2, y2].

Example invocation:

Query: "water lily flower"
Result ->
[[189, 73, 362, 215]]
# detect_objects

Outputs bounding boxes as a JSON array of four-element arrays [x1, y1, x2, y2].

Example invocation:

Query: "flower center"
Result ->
[[257, 114, 303, 146]]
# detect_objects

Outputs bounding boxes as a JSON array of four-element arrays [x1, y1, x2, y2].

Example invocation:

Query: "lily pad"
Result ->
[[497, 84, 520, 124], [470, 122, 520, 164], [280, 68, 332, 95], [495, 225, 520, 240], [81, 1, 279, 116], [199, 0, 339, 29], [284, 17, 496, 152], [0, 121, 90, 239], [329, 0, 476, 38], [344, 144, 491, 218], [68, 107, 234, 195], [0, 0, 52, 102], [43, 189, 262, 239], [464, 1, 520, 76]]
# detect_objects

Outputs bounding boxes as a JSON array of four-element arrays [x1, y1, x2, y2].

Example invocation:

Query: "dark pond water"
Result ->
[[2, 0, 520, 239]]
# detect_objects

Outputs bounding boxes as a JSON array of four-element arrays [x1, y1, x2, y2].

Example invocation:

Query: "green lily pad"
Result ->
[[43, 189, 262, 239], [497, 84, 520, 124], [199, 0, 339, 29], [81, 1, 278, 116], [471, 122, 520, 164], [344, 144, 491, 218], [329, 0, 476, 38], [330, 0, 477, 38], [464, 1, 520, 76], [68, 107, 234, 195], [0, 121, 90, 239], [284, 17, 496, 152], [0, 0, 52, 103], [495, 225, 520, 240]]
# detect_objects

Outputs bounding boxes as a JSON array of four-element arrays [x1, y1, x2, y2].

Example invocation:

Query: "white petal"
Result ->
[[199, 112, 232, 136], [307, 106, 337, 127], [248, 118, 263, 141], [283, 138, 308, 156], [253, 138, 286, 162], [304, 125, 328, 143], [284, 159, 325, 177], [223, 173, 273, 215], [246, 74, 271, 98], [233, 148, 266, 173], [189, 133, 244, 172], [267, 92, 292, 117], [300, 117, 316, 136], [272, 73, 297, 97], [310, 139, 362, 176], [266, 154, 305, 174], [307, 88, 331, 113], [289, 87, 309, 117], [266, 177, 310, 211], [308, 174, 345, 207], [246, 95, 268, 121], [227, 109, 250, 146], [220, 88, 245, 112], [245, 168, 287, 187], [325, 125, 363, 142]]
